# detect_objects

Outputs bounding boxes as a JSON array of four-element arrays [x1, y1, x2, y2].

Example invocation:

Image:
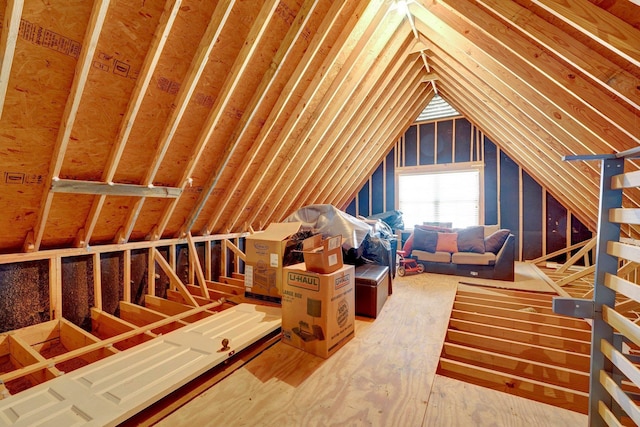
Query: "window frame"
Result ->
[[395, 161, 485, 230]]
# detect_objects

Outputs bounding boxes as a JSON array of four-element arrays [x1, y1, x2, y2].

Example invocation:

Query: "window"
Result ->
[[397, 166, 482, 229]]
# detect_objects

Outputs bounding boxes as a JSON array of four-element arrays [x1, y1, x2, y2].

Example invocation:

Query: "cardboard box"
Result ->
[[299, 234, 343, 274], [244, 222, 302, 302], [281, 263, 355, 358]]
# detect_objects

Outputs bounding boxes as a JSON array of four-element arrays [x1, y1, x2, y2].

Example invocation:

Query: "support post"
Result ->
[[588, 157, 623, 426]]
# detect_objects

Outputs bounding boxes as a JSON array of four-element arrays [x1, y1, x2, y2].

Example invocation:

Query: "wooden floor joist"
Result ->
[[0, 303, 281, 426], [438, 357, 589, 414], [452, 300, 591, 330], [438, 286, 592, 414]]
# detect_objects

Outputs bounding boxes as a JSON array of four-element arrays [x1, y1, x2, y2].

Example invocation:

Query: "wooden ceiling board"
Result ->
[[60, 0, 166, 181], [79, 0, 184, 247], [40, 193, 95, 249], [335, 84, 435, 211], [205, 0, 358, 235], [329, 78, 431, 209], [220, 0, 373, 233], [110, 0, 218, 185], [302, 40, 424, 209], [0, 0, 636, 254], [88, 195, 139, 245], [478, 0, 640, 111], [152, 0, 269, 188], [158, 0, 298, 239], [45, 1, 167, 250], [171, 0, 322, 237], [0, 0, 93, 252], [266, 14, 409, 225], [117, 0, 238, 243], [247, 0, 398, 228], [30, 0, 112, 252]]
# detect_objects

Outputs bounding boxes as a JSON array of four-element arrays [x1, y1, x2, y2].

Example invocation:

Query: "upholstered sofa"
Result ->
[[403, 224, 515, 281]]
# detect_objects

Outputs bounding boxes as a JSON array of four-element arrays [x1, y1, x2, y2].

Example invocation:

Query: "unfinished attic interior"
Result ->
[[0, 0, 638, 425]]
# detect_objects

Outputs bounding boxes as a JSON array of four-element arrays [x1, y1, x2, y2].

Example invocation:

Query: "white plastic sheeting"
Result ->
[[283, 204, 371, 250]]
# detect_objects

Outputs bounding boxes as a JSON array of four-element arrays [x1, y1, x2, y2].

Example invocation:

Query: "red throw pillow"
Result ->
[[436, 232, 458, 253], [403, 224, 453, 255], [402, 233, 415, 254]]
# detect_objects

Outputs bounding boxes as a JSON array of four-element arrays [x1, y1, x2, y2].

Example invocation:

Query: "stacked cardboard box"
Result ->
[[281, 263, 355, 358], [244, 222, 302, 302]]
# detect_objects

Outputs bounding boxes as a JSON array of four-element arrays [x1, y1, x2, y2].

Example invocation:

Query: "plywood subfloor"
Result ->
[[424, 374, 586, 426], [155, 268, 586, 426], [458, 261, 559, 294]]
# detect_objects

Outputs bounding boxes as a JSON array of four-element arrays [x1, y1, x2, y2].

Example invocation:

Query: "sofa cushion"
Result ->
[[452, 251, 496, 265], [412, 250, 451, 263], [403, 224, 453, 254], [413, 227, 438, 253], [419, 224, 453, 232], [436, 232, 458, 253], [485, 229, 511, 254], [483, 224, 500, 238], [402, 233, 415, 254], [457, 226, 485, 253]]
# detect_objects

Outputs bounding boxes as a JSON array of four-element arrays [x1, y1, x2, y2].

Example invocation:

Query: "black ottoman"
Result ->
[[354, 264, 390, 318]]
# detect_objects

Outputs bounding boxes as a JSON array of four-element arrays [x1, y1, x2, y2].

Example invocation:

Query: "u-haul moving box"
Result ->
[[244, 222, 302, 302], [281, 263, 355, 358]]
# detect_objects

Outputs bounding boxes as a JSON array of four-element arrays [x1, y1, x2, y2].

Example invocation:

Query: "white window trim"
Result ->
[[395, 162, 485, 230]]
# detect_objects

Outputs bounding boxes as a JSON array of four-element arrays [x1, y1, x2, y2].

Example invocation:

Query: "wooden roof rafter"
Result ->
[[26, 0, 111, 252], [329, 68, 432, 208], [117, 0, 236, 244], [0, 0, 23, 120], [531, 0, 640, 68], [428, 44, 601, 210], [419, 0, 640, 225], [429, 42, 600, 215], [442, 85, 598, 228], [336, 83, 435, 210], [414, 1, 638, 153], [221, 0, 376, 234], [153, 0, 283, 241], [477, 0, 640, 111], [436, 76, 598, 229], [201, 0, 353, 236], [243, 0, 400, 230], [410, 8, 610, 226], [271, 24, 415, 222], [168, 0, 318, 240], [78, 0, 183, 248], [306, 49, 427, 208], [412, 18, 600, 181]]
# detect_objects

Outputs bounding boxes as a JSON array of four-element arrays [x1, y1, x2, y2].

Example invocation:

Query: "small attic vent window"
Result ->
[[416, 95, 459, 122]]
